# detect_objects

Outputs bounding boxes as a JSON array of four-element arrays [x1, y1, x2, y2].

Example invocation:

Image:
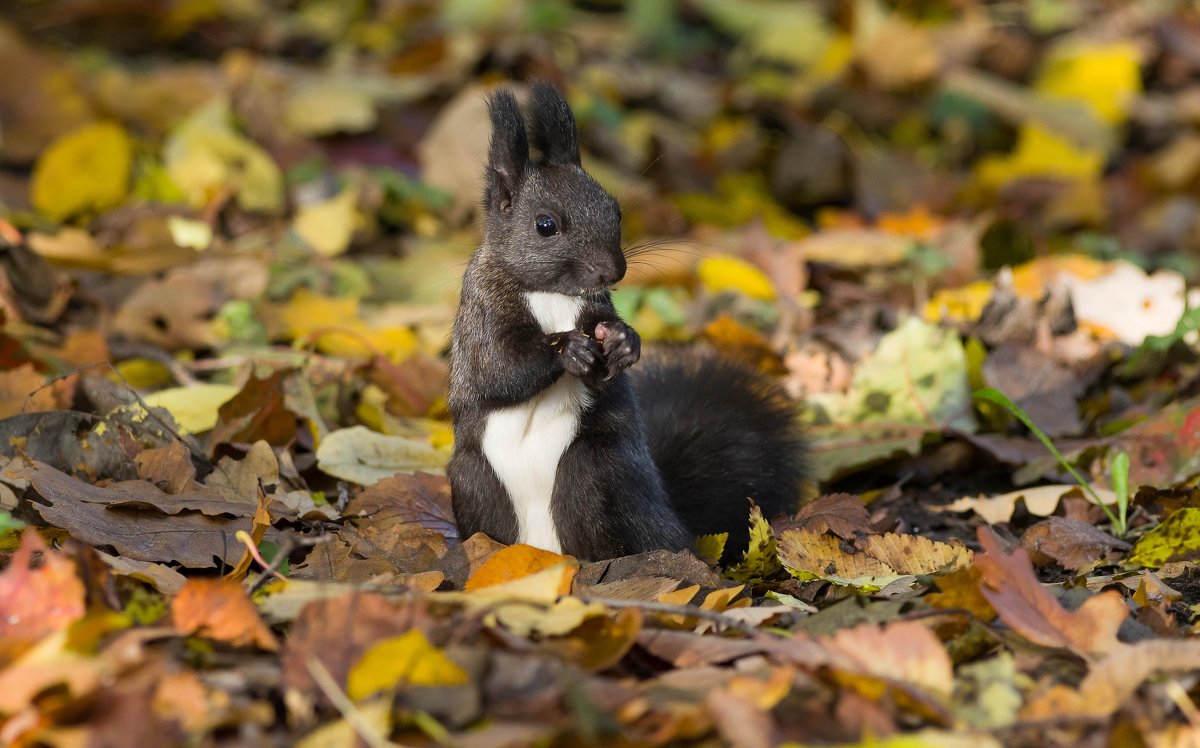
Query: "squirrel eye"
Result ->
[[535, 214, 559, 237]]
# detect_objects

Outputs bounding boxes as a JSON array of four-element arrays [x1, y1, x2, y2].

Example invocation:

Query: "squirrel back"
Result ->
[[448, 82, 804, 562]]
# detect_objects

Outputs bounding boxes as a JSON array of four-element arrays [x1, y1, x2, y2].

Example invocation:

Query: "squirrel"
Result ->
[[447, 82, 805, 562]]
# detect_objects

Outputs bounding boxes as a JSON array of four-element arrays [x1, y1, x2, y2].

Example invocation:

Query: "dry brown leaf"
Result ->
[[0, 364, 62, 418], [540, 609, 643, 672], [780, 493, 872, 539], [823, 620, 954, 700], [134, 440, 196, 494], [1020, 516, 1129, 571], [974, 526, 1125, 657], [171, 578, 279, 651]]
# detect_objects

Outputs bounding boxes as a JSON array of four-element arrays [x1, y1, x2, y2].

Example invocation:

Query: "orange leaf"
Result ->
[[0, 529, 86, 665], [974, 526, 1124, 657], [463, 544, 576, 593], [171, 578, 279, 651]]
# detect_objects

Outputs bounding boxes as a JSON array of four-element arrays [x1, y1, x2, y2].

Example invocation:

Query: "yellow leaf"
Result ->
[[974, 42, 1141, 191], [698, 255, 775, 300], [141, 384, 240, 434], [490, 596, 608, 637], [657, 584, 699, 607], [346, 630, 467, 700], [924, 280, 994, 324], [31, 122, 132, 221], [294, 187, 359, 257], [278, 289, 417, 361], [1038, 41, 1141, 126], [701, 584, 749, 612], [163, 99, 283, 213], [114, 358, 174, 389], [694, 533, 728, 566]]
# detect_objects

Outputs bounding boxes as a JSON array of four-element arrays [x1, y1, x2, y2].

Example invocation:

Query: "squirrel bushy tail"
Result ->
[[632, 350, 805, 561]]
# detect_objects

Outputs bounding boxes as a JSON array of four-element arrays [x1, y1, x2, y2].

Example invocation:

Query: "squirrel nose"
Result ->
[[589, 255, 625, 287]]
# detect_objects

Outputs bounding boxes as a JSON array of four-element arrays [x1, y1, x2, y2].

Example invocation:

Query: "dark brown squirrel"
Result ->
[[447, 82, 804, 562]]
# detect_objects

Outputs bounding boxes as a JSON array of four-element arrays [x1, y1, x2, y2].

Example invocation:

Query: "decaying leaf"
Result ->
[[171, 578, 279, 651], [0, 529, 86, 663], [779, 528, 972, 591], [974, 527, 1124, 657]]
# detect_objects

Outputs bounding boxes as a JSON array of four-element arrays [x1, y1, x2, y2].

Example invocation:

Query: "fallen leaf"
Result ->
[[778, 493, 871, 539], [171, 578, 279, 651], [316, 424, 449, 484], [824, 620, 954, 700], [31, 121, 132, 220], [348, 471, 458, 544], [697, 255, 776, 300], [346, 629, 468, 699], [974, 526, 1124, 656], [779, 528, 971, 591], [541, 608, 643, 671], [281, 593, 435, 706], [21, 460, 260, 568], [163, 98, 283, 213], [1021, 516, 1129, 571], [134, 440, 196, 494], [0, 363, 63, 418], [464, 544, 577, 593], [724, 504, 782, 583], [294, 186, 359, 257], [1128, 508, 1200, 568], [0, 530, 86, 664], [210, 369, 299, 450], [141, 383, 240, 435], [938, 484, 1118, 525]]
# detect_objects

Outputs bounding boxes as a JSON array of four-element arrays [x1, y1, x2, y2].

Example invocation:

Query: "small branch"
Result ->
[[305, 656, 396, 748], [577, 596, 773, 635]]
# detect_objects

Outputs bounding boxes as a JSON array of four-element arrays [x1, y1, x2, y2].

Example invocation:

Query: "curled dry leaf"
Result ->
[[171, 578, 279, 651], [823, 620, 955, 702], [974, 526, 1125, 657], [777, 493, 872, 539], [938, 484, 1118, 525], [1020, 516, 1129, 571]]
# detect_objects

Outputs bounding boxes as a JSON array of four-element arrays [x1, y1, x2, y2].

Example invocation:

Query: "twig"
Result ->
[[305, 656, 396, 748], [576, 596, 773, 635]]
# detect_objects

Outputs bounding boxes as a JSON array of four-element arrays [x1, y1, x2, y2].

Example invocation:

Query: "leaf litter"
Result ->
[[1, 3, 1200, 746]]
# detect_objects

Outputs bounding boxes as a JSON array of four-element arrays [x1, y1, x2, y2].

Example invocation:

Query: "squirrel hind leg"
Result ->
[[633, 350, 807, 562]]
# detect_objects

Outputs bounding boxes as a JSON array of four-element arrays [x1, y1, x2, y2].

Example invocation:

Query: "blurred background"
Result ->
[[0, 1, 1196, 482]]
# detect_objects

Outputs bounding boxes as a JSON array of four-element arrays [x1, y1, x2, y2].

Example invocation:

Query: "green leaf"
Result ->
[[724, 504, 782, 583], [694, 533, 728, 566]]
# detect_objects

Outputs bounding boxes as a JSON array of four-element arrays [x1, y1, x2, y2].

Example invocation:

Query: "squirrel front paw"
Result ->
[[595, 321, 641, 380], [548, 330, 603, 378]]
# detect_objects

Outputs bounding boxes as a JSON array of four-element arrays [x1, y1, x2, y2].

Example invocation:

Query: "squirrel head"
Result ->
[[482, 82, 625, 295]]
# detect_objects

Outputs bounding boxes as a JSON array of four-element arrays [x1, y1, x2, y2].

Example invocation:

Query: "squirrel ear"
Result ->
[[529, 82, 581, 166], [486, 89, 528, 213]]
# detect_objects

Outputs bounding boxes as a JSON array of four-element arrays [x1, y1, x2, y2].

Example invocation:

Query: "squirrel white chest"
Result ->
[[481, 292, 591, 553]]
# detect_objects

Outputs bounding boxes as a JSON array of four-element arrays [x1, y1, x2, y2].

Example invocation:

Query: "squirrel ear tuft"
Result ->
[[529, 82, 580, 166], [486, 89, 529, 213]]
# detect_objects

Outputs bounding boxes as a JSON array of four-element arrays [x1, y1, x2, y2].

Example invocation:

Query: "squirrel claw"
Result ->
[[596, 321, 641, 378]]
